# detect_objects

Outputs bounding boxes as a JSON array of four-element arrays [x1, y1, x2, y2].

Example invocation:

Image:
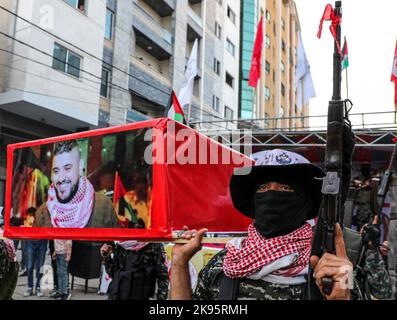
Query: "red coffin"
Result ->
[[4, 118, 252, 241]]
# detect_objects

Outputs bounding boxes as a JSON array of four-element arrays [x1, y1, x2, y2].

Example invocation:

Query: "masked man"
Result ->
[[35, 140, 119, 229], [170, 149, 355, 300]]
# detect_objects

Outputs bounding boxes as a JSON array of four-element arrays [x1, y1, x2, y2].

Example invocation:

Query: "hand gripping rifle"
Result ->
[[308, 1, 355, 298]]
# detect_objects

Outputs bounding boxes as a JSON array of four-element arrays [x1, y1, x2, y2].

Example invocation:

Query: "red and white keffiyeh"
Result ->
[[223, 222, 312, 279], [0, 230, 16, 262], [47, 176, 94, 228], [116, 240, 148, 251]]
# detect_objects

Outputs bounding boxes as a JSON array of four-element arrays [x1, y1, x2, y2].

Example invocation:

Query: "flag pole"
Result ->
[[345, 68, 349, 100], [252, 87, 256, 128], [187, 103, 192, 124]]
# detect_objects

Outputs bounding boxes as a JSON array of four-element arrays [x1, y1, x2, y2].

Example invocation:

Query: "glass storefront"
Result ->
[[239, 0, 259, 119]]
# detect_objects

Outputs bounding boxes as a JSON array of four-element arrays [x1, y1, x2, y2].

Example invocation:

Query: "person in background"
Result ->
[[48, 240, 58, 297], [24, 207, 48, 297], [9, 215, 27, 277], [51, 239, 72, 300]]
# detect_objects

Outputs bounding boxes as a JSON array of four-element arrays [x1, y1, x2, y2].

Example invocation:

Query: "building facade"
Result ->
[[104, 0, 241, 129], [238, 0, 310, 130], [0, 0, 243, 206]]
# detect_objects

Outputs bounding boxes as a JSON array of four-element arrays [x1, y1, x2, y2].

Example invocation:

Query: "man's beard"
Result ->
[[55, 180, 79, 204]]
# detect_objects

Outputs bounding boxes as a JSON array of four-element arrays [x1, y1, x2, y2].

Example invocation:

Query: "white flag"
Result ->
[[296, 32, 316, 112], [178, 39, 198, 110]]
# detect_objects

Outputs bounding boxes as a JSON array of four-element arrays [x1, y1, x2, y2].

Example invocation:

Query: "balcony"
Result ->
[[187, 23, 202, 44], [187, 6, 203, 29], [141, 0, 175, 17], [127, 109, 151, 123], [133, 3, 173, 60], [189, 0, 202, 5]]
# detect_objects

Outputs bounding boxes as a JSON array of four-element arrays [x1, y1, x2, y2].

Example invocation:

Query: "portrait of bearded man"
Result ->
[[34, 140, 119, 229]]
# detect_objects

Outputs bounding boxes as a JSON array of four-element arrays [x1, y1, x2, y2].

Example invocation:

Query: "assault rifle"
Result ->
[[319, 1, 344, 295], [308, 1, 354, 297]]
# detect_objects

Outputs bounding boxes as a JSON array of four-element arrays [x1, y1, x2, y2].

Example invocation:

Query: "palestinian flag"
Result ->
[[113, 171, 137, 227], [342, 37, 349, 70], [166, 90, 185, 123]]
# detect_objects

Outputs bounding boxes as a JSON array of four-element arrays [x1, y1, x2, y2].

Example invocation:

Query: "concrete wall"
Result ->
[[109, 0, 134, 125], [0, 0, 17, 93], [222, 0, 241, 121], [3, 0, 106, 126]]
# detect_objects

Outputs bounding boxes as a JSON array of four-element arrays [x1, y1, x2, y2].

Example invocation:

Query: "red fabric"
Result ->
[[222, 223, 312, 278], [248, 17, 263, 88], [172, 91, 184, 115], [391, 41, 397, 106], [4, 119, 253, 241], [342, 37, 348, 58], [317, 4, 342, 56]]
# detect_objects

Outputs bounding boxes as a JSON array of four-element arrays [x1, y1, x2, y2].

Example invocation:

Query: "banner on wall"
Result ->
[[4, 118, 252, 241]]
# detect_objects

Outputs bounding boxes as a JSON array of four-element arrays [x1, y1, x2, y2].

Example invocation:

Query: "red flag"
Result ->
[[248, 17, 263, 88], [113, 171, 126, 205], [172, 91, 184, 117], [167, 90, 185, 123], [317, 4, 342, 56], [391, 41, 397, 107]]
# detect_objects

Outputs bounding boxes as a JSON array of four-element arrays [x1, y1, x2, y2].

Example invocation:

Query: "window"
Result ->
[[226, 38, 235, 56], [101, 68, 111, 98], [265, 60, 270, 74], [281, 83, 285, 97], [265, 86, 270, 100], [281, 39, 285, 52], [227, 6, 236, 24], [281, 61, 285, 72], [224, 106, 233, 120], [105, 8, 114, 40], [63, 0, 85, 12], [265, 35, 270, 49], [215, 22, 222, 39], [225, 72, 234, 88], [266, 10, 271, 23], [212, 95, 220, 112], [213, 58, 221, 75], [52, 43, 82, 78]]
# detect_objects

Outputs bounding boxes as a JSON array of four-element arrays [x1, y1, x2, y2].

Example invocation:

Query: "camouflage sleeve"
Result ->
[[154, 244, 169, 300], [364, 248, 392, 299], [192, 250, 226, 300]]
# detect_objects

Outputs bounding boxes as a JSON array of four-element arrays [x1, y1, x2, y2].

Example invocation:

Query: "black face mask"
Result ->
[[253, 190, 312, 238]]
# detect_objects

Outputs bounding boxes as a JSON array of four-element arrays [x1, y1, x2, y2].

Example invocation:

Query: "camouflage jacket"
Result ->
[[193, 249, 305, 300], [357, 248, 392, 300], [104, 243, 169, 300], [193, 249, 368, 300]]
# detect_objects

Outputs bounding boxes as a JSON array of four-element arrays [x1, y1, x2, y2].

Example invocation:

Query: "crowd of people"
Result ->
[[0, 144, 396, 300]]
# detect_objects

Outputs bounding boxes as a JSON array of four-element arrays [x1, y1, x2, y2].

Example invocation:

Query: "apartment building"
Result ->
[[239, 0, 310, 130], [105, 0, 241, 129], [0, 0, 243, 204]]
